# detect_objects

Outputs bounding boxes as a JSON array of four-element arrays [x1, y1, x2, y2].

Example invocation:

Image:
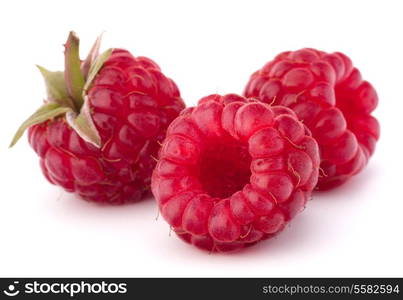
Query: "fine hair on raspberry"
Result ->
[[244, 48, 380, 190], [152, 94, 320, 252]]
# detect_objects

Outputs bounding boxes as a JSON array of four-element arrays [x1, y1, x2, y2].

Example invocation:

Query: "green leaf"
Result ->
[[83, 48, 113, 96], [66, 98, 101, 148], [36, 65, 75, 109], [10, 102, 71, 147], [81, 33, 103, 79], [64, 31, 85, 109]]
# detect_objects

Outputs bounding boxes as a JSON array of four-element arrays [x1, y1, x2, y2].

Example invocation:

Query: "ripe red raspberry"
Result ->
[[244, 48, 380, 190], [10, 32, 185, 204], [151, 94, 320, 252]]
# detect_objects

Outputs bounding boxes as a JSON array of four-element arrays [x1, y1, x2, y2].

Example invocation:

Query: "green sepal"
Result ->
[[36, 65, 75, 109], [83, 48, 113, 97], [64, 31, 85, 109], [9, 102, 72, 147], [81, 33, 103, 79], [66, 98, 101, 147], [11, 31, 109, 149]]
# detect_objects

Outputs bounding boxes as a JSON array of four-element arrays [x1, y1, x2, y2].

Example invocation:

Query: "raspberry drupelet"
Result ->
[[151, 94, 320, 252], [244, 48, 380, 190]]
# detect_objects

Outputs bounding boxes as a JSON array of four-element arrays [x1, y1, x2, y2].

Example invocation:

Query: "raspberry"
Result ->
[[11, 32, 185, 204], [151, 94, 320, 252], [244, 48, 380, 190]]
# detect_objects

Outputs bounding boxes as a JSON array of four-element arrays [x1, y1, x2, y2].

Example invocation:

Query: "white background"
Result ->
[[0, 0, 402, 277]]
